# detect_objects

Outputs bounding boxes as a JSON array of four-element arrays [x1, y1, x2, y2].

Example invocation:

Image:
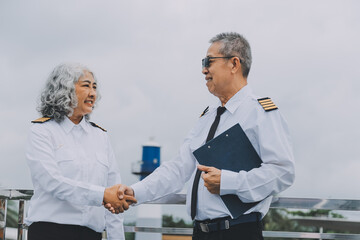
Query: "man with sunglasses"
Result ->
[[114, 32, 295, 240]]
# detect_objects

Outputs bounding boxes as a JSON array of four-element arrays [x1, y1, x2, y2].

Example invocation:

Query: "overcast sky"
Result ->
[[1, 0, 360, 221]]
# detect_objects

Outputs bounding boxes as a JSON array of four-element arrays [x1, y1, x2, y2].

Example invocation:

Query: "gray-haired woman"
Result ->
[[25, 63, 136, 240]]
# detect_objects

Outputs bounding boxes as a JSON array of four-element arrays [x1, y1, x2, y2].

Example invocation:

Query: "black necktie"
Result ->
[[191, 106, 226, 220]]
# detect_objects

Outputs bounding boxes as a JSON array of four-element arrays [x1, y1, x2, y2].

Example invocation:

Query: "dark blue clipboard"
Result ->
[[192, 124, 262, 218]]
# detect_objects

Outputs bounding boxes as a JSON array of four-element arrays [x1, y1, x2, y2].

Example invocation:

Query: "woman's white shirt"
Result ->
[[25, 117, 124, 240]]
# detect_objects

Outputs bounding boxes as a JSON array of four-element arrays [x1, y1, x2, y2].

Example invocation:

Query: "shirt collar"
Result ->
[[60, 117, 91, 134], [222, 84, 253, 114], [79, 117, 91, 133]]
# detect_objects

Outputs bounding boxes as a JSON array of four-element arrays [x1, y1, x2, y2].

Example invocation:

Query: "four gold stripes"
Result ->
[[258, 98, 278, 112]]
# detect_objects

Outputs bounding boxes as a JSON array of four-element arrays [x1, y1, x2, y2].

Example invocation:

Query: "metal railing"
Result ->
[[1, 189, 360, 240]]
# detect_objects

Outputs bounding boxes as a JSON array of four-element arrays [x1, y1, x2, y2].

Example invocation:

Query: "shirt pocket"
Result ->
[[189, 135, 205, 153], [94, 152, 109, 186], [55, 148, 79, 179]]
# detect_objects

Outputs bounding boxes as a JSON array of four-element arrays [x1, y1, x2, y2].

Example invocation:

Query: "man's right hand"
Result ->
[[103, 184, 137, 214], [118, 184, 135, 200]]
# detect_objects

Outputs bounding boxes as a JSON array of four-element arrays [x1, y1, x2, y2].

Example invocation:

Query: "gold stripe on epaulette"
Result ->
[[90, 122, 107, 132], [31, 117, 51, 123], [258, 99, 272, 104], [257, 97, 278, 112], [262, 103, 276, 108], [264, 106, 278, 111]]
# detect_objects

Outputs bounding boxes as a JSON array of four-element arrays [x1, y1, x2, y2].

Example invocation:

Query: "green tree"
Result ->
[[162, 214, 192, 228], [263, 209, 347, 240], [263, 209, 317, 240], [287, 209, 343, 218]]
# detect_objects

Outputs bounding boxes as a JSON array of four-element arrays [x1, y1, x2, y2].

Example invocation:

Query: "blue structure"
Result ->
[[132, 139, 161, 180]]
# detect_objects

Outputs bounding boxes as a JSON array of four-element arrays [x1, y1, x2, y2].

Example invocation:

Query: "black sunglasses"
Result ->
[[202, 56, 237, 68]]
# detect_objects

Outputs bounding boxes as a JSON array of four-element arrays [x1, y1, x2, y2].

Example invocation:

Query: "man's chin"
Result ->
[[207, 89, 217, 97], [206, 82, 213, 92]]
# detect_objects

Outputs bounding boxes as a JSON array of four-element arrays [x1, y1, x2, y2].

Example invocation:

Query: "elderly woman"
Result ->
[[25, 63, 135, 240]]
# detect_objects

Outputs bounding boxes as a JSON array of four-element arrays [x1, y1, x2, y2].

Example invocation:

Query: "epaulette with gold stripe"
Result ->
[[200, 106, 209, 117], [257, 97, 278, 112], [90, 122, 107, 132], [31, 117, 51, 123]]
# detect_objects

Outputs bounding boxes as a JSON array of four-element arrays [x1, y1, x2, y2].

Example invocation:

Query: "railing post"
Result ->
[[319, 226, 323, 240], [0, 199, 8, 240], [17, 200, 25, 240]]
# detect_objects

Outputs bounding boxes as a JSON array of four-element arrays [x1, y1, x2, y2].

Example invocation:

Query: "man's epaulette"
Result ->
[[257, 97, 278, 112], [31, 117, 51, 123], [90, 122, 107, 132], [200, 106, 209, 117]]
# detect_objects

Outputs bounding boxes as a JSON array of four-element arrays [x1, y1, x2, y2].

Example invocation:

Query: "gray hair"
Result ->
[[210, 32, 252, 78], [37, 63, 100, 122]]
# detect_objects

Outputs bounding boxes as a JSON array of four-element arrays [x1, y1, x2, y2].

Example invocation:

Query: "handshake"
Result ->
[[103, 184, 136, 214]]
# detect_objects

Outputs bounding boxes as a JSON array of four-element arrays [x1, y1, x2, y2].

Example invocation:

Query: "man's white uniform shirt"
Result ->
[[25, 117, 124, 240], [132, 85, 295, 220]]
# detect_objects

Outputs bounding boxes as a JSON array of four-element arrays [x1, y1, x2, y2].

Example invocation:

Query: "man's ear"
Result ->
[[231, 57, 241, 74]]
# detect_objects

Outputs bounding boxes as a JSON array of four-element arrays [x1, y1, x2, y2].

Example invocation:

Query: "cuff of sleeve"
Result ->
[[220, 169, 238, 195], [87, 185, 106, 206], [106, 227, 125, 240], [131, 182, 148, 204]]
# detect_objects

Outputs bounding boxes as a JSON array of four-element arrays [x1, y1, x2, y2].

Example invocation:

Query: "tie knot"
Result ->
[[217, 106, 226, 117]]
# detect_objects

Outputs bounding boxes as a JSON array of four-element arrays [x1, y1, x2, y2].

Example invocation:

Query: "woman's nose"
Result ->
[[89, 88, 96, 97]]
